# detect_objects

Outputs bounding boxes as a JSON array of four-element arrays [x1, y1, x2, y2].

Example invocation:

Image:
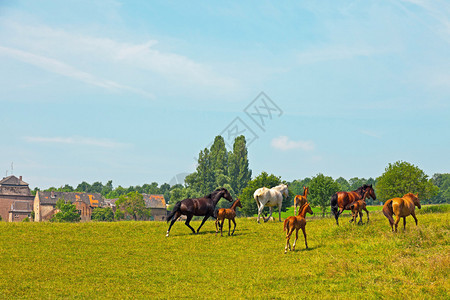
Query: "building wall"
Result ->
[[39, 204, 57, 222], [8, 212, 31, 222], [151, 208, 167, 221], [0, 195, 34, 222]]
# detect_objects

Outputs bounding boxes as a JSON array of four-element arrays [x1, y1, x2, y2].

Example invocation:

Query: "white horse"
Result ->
[[254, 184, 289, 223]]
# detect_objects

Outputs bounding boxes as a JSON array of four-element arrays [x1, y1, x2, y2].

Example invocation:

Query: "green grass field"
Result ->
[[0, 206, 448, 299]]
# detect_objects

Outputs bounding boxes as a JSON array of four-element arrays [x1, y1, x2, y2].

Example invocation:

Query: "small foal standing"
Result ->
[[215, 199, 242, 236], [283, 202, 313, 253], [294, 186, 309, 216], [349, 189, 371, 225]]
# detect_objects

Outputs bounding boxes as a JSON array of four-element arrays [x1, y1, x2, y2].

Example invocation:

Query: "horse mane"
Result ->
[[354, 185, 366, 195], [205, 188, 228, 199], [298, 202, 310, 216]]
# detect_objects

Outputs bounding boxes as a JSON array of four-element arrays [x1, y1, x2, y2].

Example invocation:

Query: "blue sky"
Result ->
[[1, 0, 449, 189]]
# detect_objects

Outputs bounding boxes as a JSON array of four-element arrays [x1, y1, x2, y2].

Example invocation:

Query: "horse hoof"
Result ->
[[166, 233, 169, 237]]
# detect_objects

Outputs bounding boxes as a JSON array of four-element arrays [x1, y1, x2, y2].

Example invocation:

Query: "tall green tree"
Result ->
[[431, 173, 450, 204], [228, 135, 251, 198], [376, 161, 438, 203], [335, 177, 350, 191], [239, 172, 282, 216], [309, 174, 340, 217]]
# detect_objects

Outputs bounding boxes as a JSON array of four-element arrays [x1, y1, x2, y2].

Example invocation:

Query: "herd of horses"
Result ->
[[165, 184, 423, 252]]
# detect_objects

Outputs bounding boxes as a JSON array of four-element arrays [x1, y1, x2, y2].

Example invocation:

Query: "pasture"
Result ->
[[0, 206, 448, 299]]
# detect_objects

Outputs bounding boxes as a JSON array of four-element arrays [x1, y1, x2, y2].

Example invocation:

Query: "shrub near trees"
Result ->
[[308, 174, 340, 217], [50, 199, 81, 222], [376, 161, 438, 203], [115, 192, 150, 221]]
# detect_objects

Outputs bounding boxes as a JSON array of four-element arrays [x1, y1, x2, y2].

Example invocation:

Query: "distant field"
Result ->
[[0, 206, 448, 299]]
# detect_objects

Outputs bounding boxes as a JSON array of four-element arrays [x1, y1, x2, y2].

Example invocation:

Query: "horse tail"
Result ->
[[382, 199, 395, 224], [330, 193, 339, 217], [283, 219, 289, 232], [167, 201, 182, 222]]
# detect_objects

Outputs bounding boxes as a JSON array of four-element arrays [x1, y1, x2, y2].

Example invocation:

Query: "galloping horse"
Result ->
[[330, 184, 376, 225], [382, 193, 421, 232], [283, 202, 314, 253], [294, 186, 309, 216], [215, 198, 242, 236], [349, 189, 371, 225], [254, 184, 289, 223], [166, 188, 233, 236]]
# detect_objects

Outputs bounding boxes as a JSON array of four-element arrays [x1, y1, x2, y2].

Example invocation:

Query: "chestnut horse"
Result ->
[[283, 202, 313, 253], [166, 188, 233, 236], [330, 184, 376, 225], [294, 186, 309, 216], [349, 190, 371, 225], [215, 198, 242, 236], [382, 193, 421, 232]]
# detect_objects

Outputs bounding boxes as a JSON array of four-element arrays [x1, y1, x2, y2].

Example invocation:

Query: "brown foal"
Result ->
[[283, 202, 313, 253], [215, 198, 242, 236]]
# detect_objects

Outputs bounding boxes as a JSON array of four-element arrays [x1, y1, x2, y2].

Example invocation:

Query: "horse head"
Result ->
[[303, 186, 309, 197], [363, 184, 376, 200], [412, 193, 421, 209], [301, 203, 314, 216], [235, 198, 242, 208], [277, 184, 289, 198], [219, 188, 233, 202]]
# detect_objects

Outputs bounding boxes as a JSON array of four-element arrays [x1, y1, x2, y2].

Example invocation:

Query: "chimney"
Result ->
[[51, 191, 55, 198], [19, 176, 22, 181]]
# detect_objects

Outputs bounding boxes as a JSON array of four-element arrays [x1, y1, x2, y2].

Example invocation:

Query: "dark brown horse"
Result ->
[[166, 188, 233, 237], [330, 184, 376, 225]]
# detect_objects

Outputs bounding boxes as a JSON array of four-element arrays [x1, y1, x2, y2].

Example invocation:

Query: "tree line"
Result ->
[[36, 134, 449, 222]]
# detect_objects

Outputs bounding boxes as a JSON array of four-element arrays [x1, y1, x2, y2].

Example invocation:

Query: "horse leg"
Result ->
[[403, 217, 407, 231], [220, 219, 225, 236], [228, 219, 231, 236], [278, 203, 282, 222], [292, 228, 299, 251], [215, 219, 219, 236], [411, 212, 418, 227], [358, 211, 363, 225], [301, 226, 308, 249], [257, 205, 265, 224], [265, 207, 273, 222], [364, 208, 369, 223], [196, 215, 210, 234], [166, 211, 181, 237], [231, 218, 236, 235], [335, 207, 344, 226], [184, 214, 196, 234], [394, 215, 401, 232], [285, 227, 293, 254]]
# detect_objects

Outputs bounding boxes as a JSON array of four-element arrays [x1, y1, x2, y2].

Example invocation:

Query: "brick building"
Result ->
[[0, 175, 34, 222], [34, 191, 105, 222]]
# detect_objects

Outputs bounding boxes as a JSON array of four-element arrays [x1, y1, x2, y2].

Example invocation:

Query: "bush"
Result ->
[[22, 217, 30, 222], [418, 204, 450, 214]]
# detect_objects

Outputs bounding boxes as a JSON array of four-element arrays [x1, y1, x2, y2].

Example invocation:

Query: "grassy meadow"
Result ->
[[0, 206, 448, 299]]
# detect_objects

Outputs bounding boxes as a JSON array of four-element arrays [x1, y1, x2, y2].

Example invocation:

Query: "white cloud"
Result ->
[[271, 136, 315, 151], [0, 45, 155, 99], [0, 20, 238, 95], [23, 136, 130, 148]]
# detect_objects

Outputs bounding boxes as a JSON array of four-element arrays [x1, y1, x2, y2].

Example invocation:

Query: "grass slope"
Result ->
[[0, 208, 448, 299]]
